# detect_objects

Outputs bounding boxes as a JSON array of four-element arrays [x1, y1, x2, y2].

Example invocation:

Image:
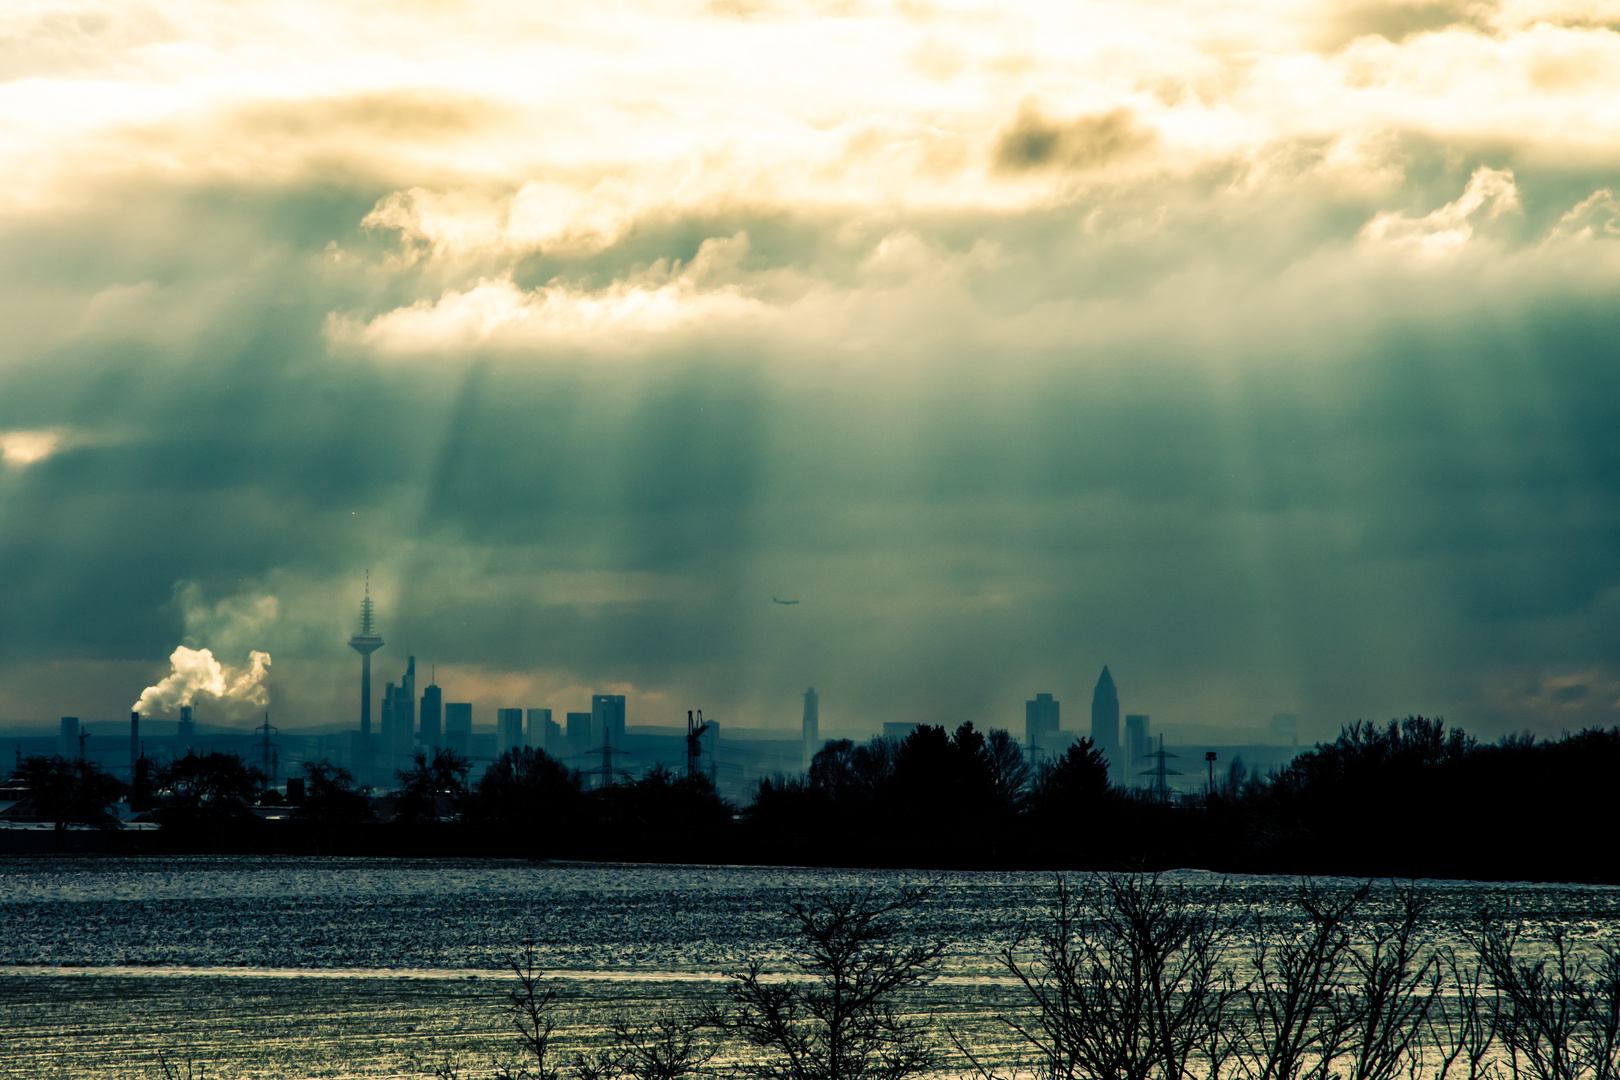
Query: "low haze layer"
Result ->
[[2, 0, 1617, 739]]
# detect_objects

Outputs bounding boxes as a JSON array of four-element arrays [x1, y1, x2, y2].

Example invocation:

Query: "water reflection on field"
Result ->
[[1, 858, 1617, 1078]]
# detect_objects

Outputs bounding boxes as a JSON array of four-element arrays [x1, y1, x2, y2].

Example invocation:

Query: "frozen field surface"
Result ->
[[4, 856, 1618, 974], [2, 857, 1619, 1078]]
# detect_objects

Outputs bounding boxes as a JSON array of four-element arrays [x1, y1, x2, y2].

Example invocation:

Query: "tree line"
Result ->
[[10, 716, 1620, 881]]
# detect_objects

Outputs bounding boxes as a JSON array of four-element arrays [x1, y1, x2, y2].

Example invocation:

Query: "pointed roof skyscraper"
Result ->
[[1090, 665, 1120, 768]]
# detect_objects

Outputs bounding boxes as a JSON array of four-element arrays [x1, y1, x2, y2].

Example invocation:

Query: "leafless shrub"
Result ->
[[1429, 947, 1504, 1080], [1470, 918, 1620, 1080], [155, 1051, 208, 1080], [498, 939, 564, 1080], [980, 873, 1244, 1080], [722, 887, 944, 1080], [1339, 884, 1441, 1080], [574, 1012, 720, 1080]]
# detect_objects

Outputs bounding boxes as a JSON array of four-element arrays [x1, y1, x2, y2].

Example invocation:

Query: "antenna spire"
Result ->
[[358, 569, 376, 636]]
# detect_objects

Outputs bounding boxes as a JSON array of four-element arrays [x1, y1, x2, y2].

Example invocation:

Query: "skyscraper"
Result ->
[[1091, 666, 1120, 772], [381, 680, 397, 759], [399, 656, 416, 752], [444, 702, 472, 755], [591, 695, 626, 747], [420, 682, 442, 749], [497, 708, 523, 755], [1125, 714, 1150, 780], [566, 712, 591, 758], [543, 717, 564, 758], [1026, 693, 1060, 758], [526, 708, 551, 749], [802, 687, 819, 764]]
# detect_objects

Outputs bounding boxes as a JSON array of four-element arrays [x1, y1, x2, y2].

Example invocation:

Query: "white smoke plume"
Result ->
[[133, 647, 272, 716]]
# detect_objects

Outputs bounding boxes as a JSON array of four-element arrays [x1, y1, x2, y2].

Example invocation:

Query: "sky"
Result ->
[[1, 0, 1617, 743]]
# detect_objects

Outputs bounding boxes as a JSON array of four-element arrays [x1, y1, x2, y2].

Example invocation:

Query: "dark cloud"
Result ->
[[4, 143, 1620, 740], [992, 102, 1153, 174], [1318, 0, 1487, 51]]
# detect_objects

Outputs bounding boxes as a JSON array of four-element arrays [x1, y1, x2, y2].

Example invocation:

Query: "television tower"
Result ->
[[349, 573, 385, 746]]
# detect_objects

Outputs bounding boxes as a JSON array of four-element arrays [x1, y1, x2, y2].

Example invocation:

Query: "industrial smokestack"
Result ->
[[178, 705, 195, 745], [130, 712, 140, 776]]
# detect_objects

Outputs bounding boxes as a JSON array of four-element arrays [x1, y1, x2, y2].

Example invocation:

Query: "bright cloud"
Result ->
[[0, 429, 62, 467], [1360, 167, 1521, 256]]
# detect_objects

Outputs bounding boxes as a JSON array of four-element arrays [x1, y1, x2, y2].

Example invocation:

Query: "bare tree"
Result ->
[[722, 887, 943, 1080], [987, 873, 1244, 1080], [1240, 881, 1368, 1080], [1429, 947, 1504, 1080], [1340, 884, 1441, 1080], [1471, 918, 1620, 1080], [574, 1012, 719, 1080], [497, 940, 564, 1080]]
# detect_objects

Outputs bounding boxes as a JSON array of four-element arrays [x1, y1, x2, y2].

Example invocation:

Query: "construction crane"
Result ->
[[686, 710, 713, 780]]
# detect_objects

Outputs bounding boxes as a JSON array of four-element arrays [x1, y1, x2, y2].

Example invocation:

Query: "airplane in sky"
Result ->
[[772, 597, 800, 605]]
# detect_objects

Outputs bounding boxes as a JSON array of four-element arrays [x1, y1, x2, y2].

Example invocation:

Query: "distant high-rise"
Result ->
[[1091, 666, 1120, 771], [177, 706, 195, 743], [497, 708, 523, 755], [543, 717, 564, 758], [526, 709, 551, 749], [802, 688, 819, 762], [591, 695, 626, 747], [399, 656, 416, 751], [566, 712, 591, 758], [129, 712, 140, 777], [420, 683, 442, 749], [1125, 714, 1150, 780], [388, 682, 414, 762], [381, 681, 397, 759], [348, 577, 385, 778], [444, 702, 472, 755], [1025, 693, 1060, 759], [59, 717, 78, 757]]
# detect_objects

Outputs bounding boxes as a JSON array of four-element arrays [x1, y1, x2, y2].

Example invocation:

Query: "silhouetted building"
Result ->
[[129, 712, 140, 777], [566, 712, 590, 759], [178, 706, 195, 744], [1125, 714, 1151, 780], [58, 717, 78, 757], [497, 708, 523, 755], [382, 682, 399, 760], [420, 683, 442, 749], [1092, 666, 1120, 774], [802, 688, 819, 764], [543, 717, 564, 758], [396, 656, 416, 756], [445, 702, 472, 755], [526, 708, 551, 750], [592, 695, 626, 748], [1025, 693, 1060, 760]]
